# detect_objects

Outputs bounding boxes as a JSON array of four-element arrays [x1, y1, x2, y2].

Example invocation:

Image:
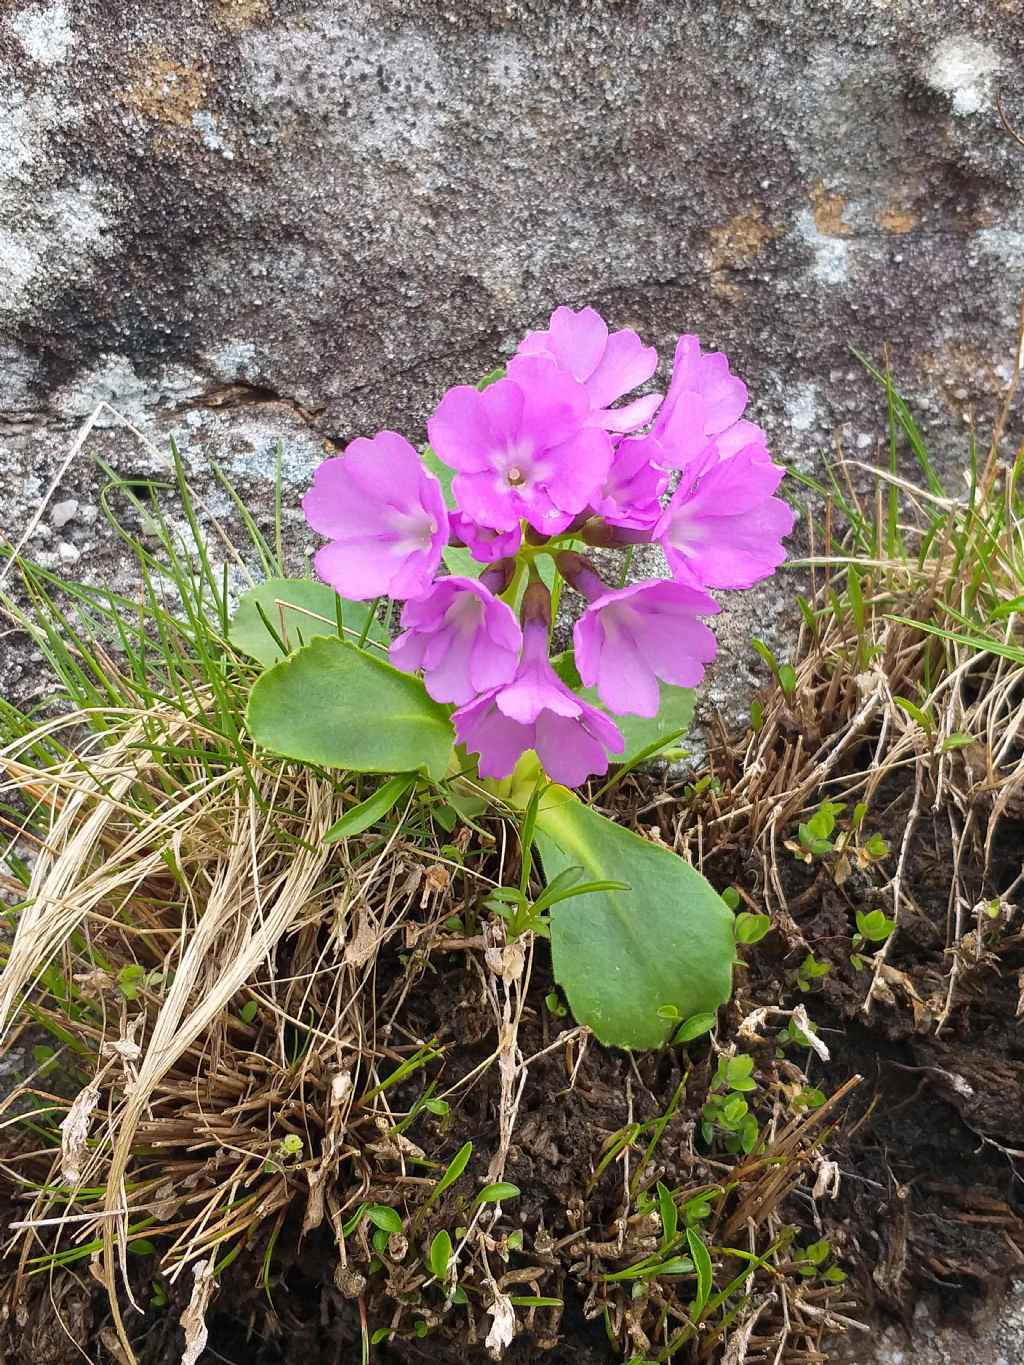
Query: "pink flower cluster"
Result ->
[[302, 307, 794, 787]]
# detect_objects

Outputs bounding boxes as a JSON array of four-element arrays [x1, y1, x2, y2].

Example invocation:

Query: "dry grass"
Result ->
[[670, 410, 1024, 1036], [0, 678, 859, 1364]]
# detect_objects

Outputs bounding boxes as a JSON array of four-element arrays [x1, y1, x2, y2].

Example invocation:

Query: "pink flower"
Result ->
[[449, 511, 523, 564], [590, 435, 669, 531], [427, 356, 614, 535], [303, 432, 448, 601], [390, 577, 522, 705], [573, 578, 720, 718], [515, 305, 661, 433], [650, 335, 758, 469], [654, 442, 794, 590], [453, 602, 623, 786]]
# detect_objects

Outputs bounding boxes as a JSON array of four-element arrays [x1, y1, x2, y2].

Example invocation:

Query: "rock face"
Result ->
[[3, 0, 1024, 718]]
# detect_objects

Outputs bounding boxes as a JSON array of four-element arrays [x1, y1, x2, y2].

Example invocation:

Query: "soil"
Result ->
[[3, 743, 1023, 1365]]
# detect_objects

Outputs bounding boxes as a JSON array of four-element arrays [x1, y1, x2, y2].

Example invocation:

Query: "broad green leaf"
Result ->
[[247, 635, 453, 781], [534, 789, 734, 1049], [323, 774, 416, 844], [366, 1204, 403, 1234], [230, 577, 387, 665], [428, 1229, 452, 1280]]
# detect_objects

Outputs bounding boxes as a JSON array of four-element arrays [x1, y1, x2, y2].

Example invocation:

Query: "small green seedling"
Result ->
[[671, 1011, 717, 1045], [849, 908, 897, 969], [117, 963, 163, 1001], [752, 638, 798, 696], [792, 1086, 828, 1111], [793, 1236, 847, 1283], [788, 801, 845, 861], [795, 952, 832, 992], [262, 1132, 304, 1173], [734, 912, 771, 945], [777, 1009, 819, 1051], [701, 1053, 760, 1154]]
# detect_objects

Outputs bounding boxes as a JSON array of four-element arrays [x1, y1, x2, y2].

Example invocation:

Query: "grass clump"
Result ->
[[0, 438, 858, 1365], [3, 323, 1022, 1365]]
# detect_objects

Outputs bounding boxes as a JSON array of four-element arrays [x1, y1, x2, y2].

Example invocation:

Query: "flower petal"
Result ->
[[585, 328, 658, 410], [427, 385, 495, 473]]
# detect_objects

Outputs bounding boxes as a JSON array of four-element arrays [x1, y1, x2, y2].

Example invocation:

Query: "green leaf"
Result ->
[[806, 1238, 831, 1265], [855, 909, 895, 942], [686, 1227, 714, 1316], [672, 1012, 716, 1045], [476, 366, 506, 390], [366, 1204, 403, 1234], [239, 1000, 259, 1024], [323, 774, 417, 844], [428, 1229, 452, 1280], [894, 694, 934, 732], [797, 823, 833, 856], [657, 1181, 678, 1247], [509, 1296, 563, 1307], [794, 1087, 827, 1110], [442, 543, 482, 579], [420, 445, 456, 507], [429, 1140, 473, 1207], [127, 1239, 157, 1256], [725, 1055, 755, 1090], [230, 577, 386, 665], [534, 789, 734, 1049], [247, 635, 454, 781], [473, 1182, 521, 1205], [734, 912, 771, 945], [651, 1256, 695, 1277], [117, 963, 146, 1001]]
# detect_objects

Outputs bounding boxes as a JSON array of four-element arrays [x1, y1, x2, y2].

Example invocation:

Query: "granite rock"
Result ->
[[2, 0, 1024, 714]]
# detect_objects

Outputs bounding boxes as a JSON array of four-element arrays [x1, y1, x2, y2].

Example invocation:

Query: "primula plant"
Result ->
[[245, 306, 793, 1047]]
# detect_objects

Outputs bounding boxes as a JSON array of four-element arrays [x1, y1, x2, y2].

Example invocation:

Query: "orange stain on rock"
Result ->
[[709, 206, 786, 270], [879, 206, 917, 235], [810, 183, 852, 237], [214, 0, 271, 30], [122, 50, 208, 128]]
